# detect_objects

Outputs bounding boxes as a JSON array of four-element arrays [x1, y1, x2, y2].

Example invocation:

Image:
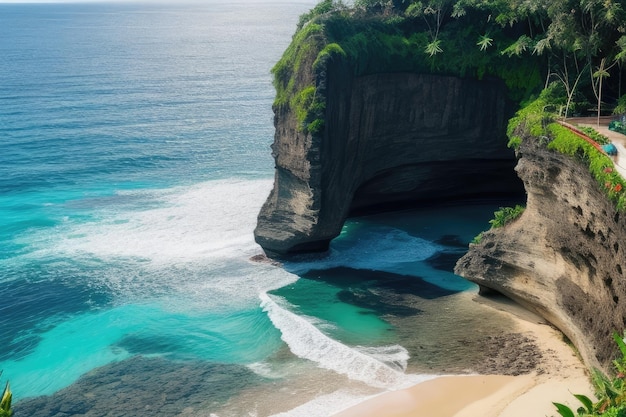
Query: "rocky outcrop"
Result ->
[[455, 138, 626, 372], [255, 58, 524, 256]]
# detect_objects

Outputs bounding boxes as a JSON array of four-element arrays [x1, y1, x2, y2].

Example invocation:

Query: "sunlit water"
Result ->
[[1, 2, 518, 416]]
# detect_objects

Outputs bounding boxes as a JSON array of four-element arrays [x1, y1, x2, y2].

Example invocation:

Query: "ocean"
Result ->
[[1, 2, 519, 416]]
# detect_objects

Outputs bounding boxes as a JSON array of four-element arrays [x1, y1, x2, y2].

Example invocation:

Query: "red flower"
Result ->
[[615, 184, 623, 193], [604, 167, 614, 173], [606, 181, 612, 189]]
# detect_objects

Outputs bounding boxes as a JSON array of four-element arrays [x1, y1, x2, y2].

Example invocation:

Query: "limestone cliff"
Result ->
[[455, 137, 626, 372], [254, 56, 524, 256]]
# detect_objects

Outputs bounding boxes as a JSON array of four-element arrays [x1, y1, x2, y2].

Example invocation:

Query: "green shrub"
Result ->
[[506, 94, 554, 149], [472, 231, 484, 244], [547, 123, 591, 157], [613, 95, 626, 116], [291, 86, 317, 126], [271, 19, 329, 134], [307, 118, 325, 134], [297, 0, 339, 31], [554, 332, 626, 417], [313, 42, 346, 71], [471, 205, 524, 243], [579, 126, 610, 145], [489, 205, 525, 228], [610, 120, 626, 136], [272, 22, 325, 109]]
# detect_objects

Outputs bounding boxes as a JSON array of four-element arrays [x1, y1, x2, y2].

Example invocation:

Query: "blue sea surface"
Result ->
[[1, 2, 516, 417]]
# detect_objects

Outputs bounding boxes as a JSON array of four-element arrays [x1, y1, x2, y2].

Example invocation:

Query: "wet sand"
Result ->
[[330, 293, 595, 417]]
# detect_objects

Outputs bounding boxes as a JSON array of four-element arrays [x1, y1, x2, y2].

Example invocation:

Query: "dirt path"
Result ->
[[567, 116, 626, 178]]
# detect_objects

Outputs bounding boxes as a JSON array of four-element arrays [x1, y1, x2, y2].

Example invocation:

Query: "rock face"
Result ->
[[455, 138, 626, 372], [255, 59, 524, 256]]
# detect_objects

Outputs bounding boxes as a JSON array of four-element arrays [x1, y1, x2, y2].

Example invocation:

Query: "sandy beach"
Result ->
[[329, 118, 626, 417], [330, 292, 595, 417]]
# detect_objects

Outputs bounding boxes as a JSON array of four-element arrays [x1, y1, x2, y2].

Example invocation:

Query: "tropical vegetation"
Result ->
[[507, 86, 626, 212], [277, 0, 626, 134], [488, 205, 526, 228], [554, 332, 626, 417], [611, 118, 626, 136], [0, 373, 12, 417], [472, 205, 525, 244]]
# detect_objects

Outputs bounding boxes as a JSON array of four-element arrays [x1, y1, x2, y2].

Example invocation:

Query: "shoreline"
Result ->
[[330, 291, 594, 417]]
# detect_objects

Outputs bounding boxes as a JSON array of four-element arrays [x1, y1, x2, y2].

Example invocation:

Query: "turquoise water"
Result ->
[[1, 2, 517, 416]]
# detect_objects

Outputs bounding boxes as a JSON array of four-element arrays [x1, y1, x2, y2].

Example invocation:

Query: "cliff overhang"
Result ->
[[455, 112, 626, 373], [254, 11, 535, 257]]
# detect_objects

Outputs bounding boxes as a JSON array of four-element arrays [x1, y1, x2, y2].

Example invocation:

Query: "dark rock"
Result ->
[[337, 289, 422, 317], [470, 333, 542, 376], [255, 57, 524, 256], [434, 235, 468, 248]]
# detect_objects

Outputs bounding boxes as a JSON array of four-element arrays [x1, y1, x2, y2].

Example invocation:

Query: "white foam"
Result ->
[[11, 178, 302, 310], [260, 293, 417, 389], [285, 227, 441, 275], [355, 345, 410, 372], [246, 362, 284, 379], [22, 178, 273, 265]]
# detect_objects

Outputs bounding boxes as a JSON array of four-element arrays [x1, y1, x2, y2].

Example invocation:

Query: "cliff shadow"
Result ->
[[294, 267, 459, 317]]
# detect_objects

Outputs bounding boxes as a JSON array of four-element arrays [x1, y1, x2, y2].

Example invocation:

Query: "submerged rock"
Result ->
[[13, 357, 260, 417]]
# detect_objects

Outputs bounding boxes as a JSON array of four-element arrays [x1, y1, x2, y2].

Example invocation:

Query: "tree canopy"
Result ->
[[345, 0, 626, 115]]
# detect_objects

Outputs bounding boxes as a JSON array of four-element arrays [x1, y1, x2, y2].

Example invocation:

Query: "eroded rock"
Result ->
[[255, 61, 524, 256], [455, 138, 626, 372]]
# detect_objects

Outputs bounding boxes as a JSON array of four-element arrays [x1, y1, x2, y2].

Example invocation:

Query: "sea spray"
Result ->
[[14, 179, 274, 266], [5, 179, 300, 305]]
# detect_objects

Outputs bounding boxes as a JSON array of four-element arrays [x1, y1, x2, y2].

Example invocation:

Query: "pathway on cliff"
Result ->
[[567, 116, 626, 178]]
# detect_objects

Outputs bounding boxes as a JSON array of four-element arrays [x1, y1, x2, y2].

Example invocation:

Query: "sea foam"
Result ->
[[22, 178, 273, 264], [8, 179, 299, 307], [260, 292, 419, 389]]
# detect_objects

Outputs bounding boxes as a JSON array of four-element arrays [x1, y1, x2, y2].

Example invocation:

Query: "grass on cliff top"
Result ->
[[546, 123, 626, 210], [271, 21, 328, 134], [507, 90, 626, 212]]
